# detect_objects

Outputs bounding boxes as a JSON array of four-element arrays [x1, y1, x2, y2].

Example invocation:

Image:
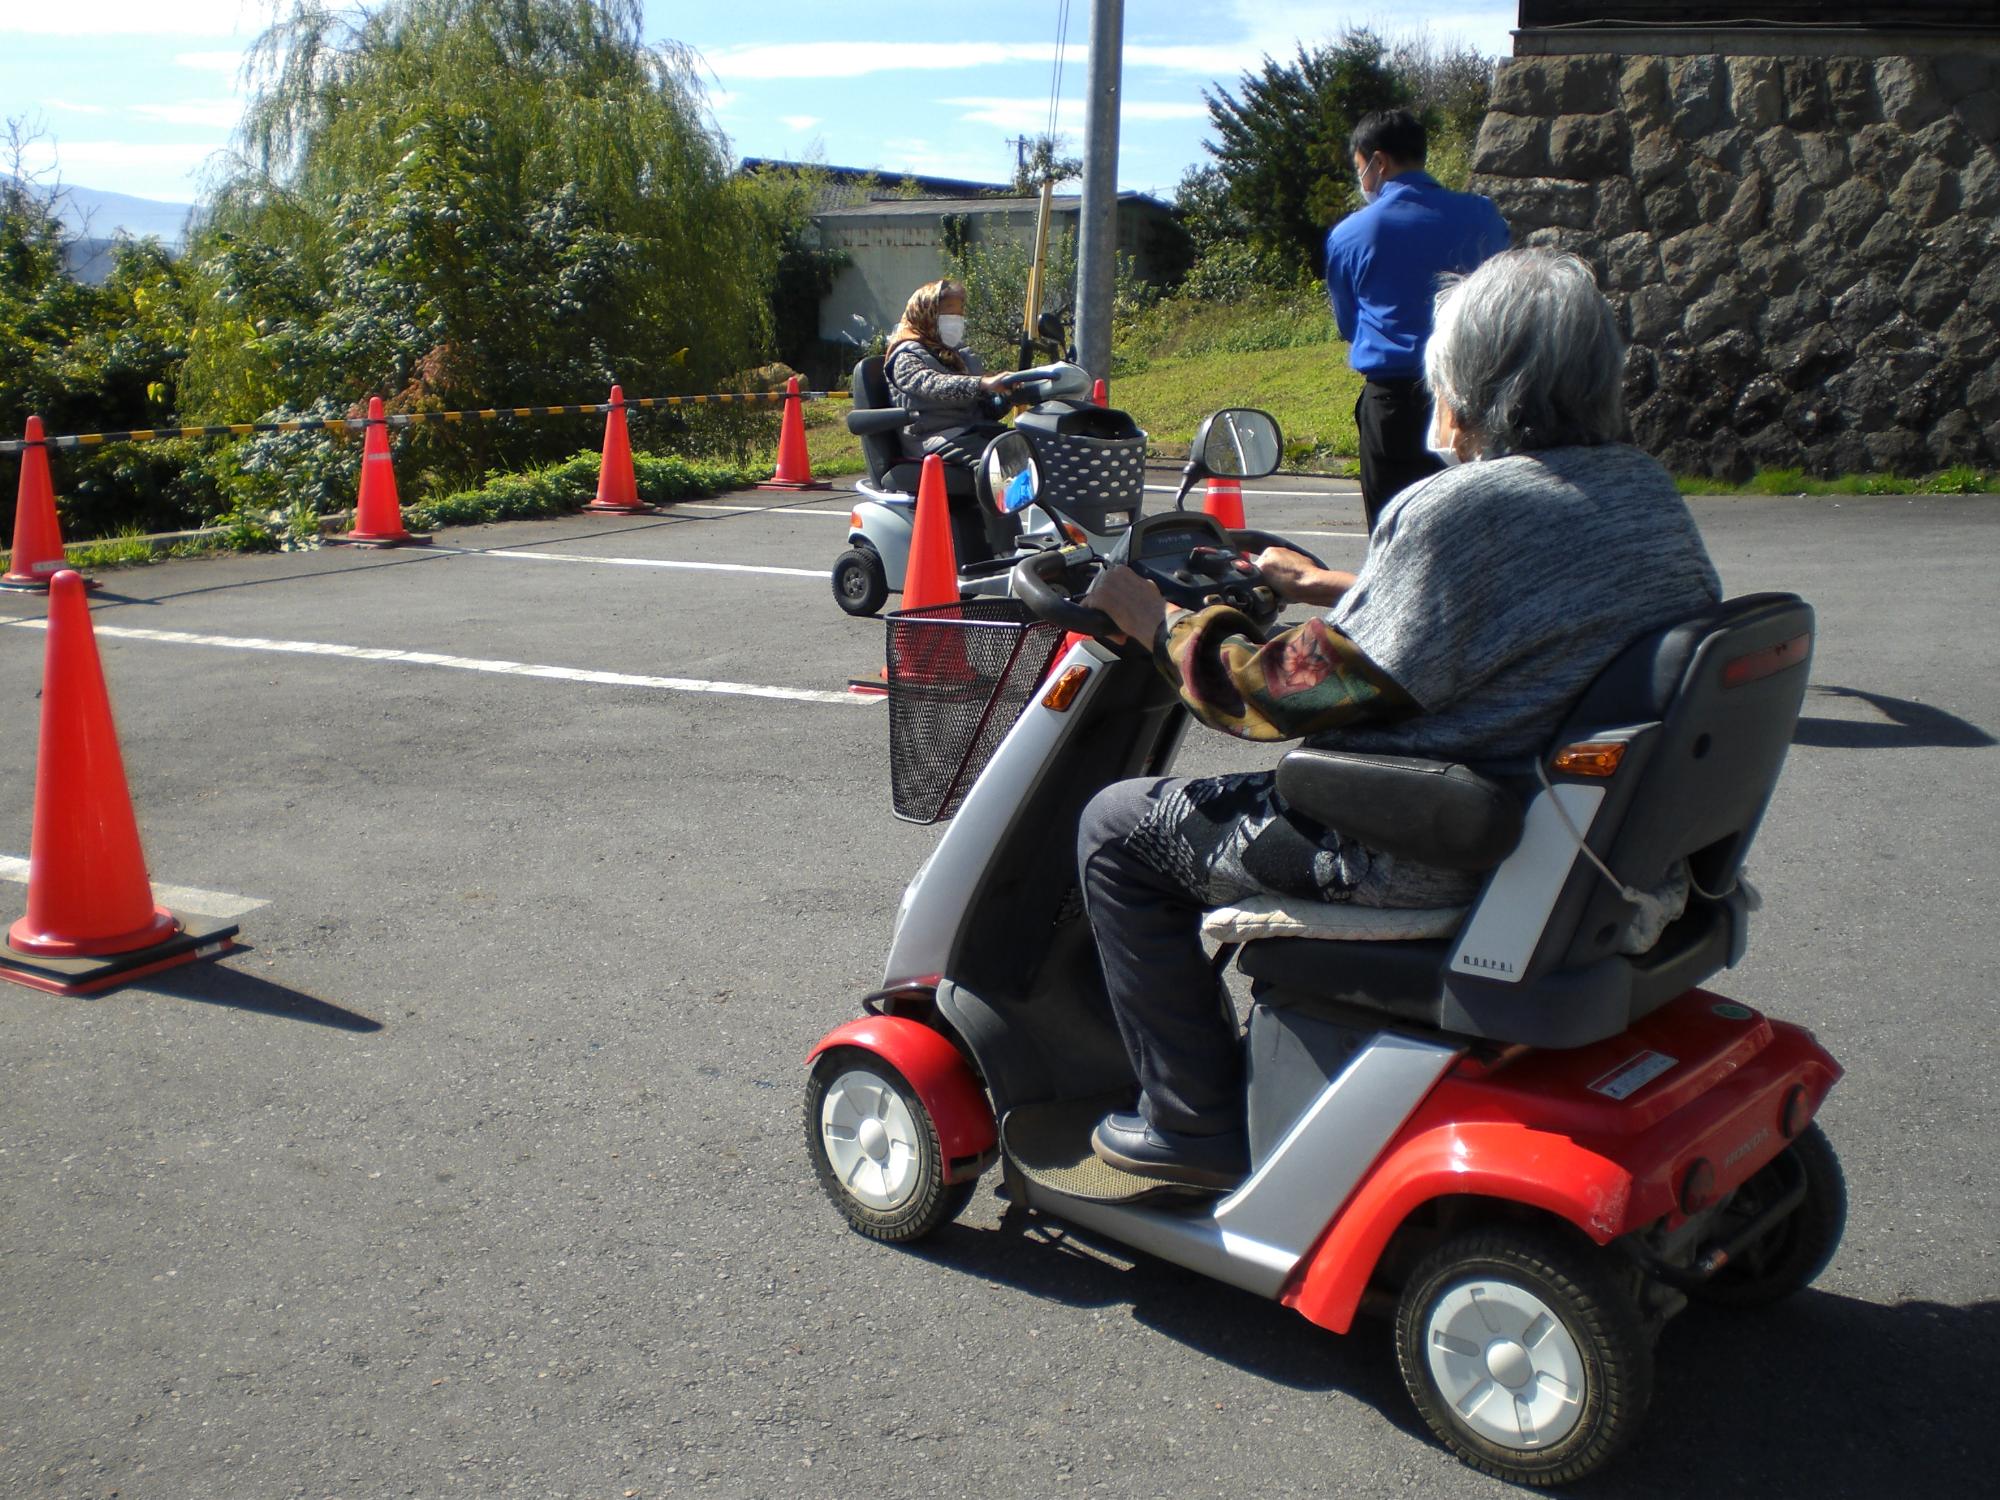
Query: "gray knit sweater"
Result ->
[[884, 342, 984, 443]]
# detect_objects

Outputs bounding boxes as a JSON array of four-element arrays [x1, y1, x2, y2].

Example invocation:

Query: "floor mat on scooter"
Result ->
[[1003, 1097, 1215, 1206]]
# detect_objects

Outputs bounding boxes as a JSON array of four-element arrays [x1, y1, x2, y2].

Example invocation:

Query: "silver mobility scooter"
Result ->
[[805, 411, 1844, 1485], [832, 358, 1145, 615]]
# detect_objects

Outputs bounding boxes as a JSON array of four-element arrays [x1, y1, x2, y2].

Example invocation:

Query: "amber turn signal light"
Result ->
[[1042, 664, 1092, 711], [1552, 741, 1627, 778]]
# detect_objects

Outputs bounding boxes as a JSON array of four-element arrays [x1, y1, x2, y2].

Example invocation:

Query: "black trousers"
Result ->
[[1354, 377, 1442, 533]]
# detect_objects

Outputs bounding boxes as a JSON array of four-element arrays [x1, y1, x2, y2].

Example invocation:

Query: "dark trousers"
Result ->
[[1354, 377, 1442, 533], [1077, 778, 1245, 1137], [921, 422, 1017, 561]]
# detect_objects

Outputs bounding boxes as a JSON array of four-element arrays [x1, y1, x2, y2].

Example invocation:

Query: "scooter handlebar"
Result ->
[[1011, 546, 1117, 637]]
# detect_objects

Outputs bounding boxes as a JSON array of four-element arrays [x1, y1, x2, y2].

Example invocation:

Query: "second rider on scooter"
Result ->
[[883, 278, 1020, 470], [1076, 248, 1724, 1190]]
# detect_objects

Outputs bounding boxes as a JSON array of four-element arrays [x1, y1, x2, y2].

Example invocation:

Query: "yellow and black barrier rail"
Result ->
[[0, 387, 854, 456]]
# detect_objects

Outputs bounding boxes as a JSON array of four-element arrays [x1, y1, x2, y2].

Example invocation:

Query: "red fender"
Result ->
[[1280, 1119, 1634, 1336], [807, 1016, 997, 1179]]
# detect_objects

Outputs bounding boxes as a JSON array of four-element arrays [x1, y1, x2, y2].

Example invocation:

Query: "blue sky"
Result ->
[[1, 1, 1520, 219]]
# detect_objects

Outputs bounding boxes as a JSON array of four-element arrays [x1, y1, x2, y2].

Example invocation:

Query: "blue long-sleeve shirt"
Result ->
[[1324, 172, 1509, 380]]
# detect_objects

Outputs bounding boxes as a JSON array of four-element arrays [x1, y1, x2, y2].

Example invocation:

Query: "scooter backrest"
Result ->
[[849, 357, 906, 486], [1535, 592, 1815, 976]]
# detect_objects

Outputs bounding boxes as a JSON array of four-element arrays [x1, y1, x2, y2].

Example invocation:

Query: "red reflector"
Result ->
[[1679, 1157, 1719, 1215], [1780, 1083, 1814, 1139], [1723, 633, 1810, 688]]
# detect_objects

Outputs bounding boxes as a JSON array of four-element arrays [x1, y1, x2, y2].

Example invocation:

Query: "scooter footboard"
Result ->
[[1279, 988, 1841, 1334]]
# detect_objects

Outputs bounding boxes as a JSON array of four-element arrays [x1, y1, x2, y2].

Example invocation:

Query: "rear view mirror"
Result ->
[[1036, 310, 1065, 344], [980, 431, 1040, 514], [1194, 408, 1283, 479]]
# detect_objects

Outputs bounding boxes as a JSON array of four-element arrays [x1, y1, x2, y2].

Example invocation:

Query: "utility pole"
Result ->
[[1075, 0, 1122, 383]]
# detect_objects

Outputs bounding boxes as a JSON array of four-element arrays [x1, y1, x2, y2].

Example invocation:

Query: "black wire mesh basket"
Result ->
[[886, 598, 1069, 824]]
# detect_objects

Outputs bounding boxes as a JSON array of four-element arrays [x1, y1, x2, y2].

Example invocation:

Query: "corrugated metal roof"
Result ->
[[816, 191, 1168, 218]]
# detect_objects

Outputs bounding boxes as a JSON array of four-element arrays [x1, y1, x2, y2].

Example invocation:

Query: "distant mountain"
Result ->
[[4, 178, 196, 285], [50, 182, 195, 248]]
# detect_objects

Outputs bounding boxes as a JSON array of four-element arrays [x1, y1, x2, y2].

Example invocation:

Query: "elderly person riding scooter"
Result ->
[[1077, 247, 1725, 1189], [883, 278, 1020, 470]]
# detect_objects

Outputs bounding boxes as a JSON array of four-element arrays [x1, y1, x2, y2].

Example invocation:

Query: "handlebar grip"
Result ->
[[1230, 528, 1329, 571], [1011, 548, 1117, 636]]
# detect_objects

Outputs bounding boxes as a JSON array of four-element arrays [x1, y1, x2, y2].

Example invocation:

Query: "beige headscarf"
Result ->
[[885, 278, 969, 373]]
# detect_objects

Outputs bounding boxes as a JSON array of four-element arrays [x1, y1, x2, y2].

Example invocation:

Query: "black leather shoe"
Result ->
[[1090, 1111, 1248, 1191]]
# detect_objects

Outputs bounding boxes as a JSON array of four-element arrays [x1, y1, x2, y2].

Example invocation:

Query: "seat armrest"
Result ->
[[846, 407, 912, 436], [1276, 749, 1524, 872]]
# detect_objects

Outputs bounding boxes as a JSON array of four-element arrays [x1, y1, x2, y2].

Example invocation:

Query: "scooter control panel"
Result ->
[[1127, 512, 1272, 616]]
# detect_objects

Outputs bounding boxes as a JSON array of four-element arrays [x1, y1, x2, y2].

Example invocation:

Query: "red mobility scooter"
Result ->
[[804, 413, 1844, 1485]]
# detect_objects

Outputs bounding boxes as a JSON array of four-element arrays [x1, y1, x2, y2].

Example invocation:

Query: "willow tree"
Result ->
[[182, 0, 788, 499]]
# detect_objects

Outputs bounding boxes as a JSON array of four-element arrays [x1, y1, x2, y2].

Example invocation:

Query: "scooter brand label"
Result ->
[[1588, 1050, 1678, 1100], [1710, 1002, 1754, 1021]]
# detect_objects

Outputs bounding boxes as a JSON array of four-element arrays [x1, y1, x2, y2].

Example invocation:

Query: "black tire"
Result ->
[[1690, 1122, 1846, 1310], [805, 1048, 973, 1243], [1395, 1225, 1653, 1487], [832, 547, 889, 617]]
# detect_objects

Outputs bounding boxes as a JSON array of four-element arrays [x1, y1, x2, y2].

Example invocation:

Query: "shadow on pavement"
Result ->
[[145, 957, 384, 1032], [913, 1214, 1992, 1496], [1795, 686, 1995, 750]]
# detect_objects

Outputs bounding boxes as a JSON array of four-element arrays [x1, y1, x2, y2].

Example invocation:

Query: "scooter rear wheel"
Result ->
[[805, 1048, 974, 1243], [1689, 1122, 1845, 1310], [1395, 1225, 1652, 1487]]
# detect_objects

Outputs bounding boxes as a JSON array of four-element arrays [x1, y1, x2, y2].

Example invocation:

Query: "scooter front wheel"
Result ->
[[1395, 1225, 1652, 1487], [805, 1048, 975, 1242]]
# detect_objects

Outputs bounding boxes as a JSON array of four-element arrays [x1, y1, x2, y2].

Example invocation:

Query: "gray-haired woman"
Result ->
[[1073, 247, 1724, 1189]]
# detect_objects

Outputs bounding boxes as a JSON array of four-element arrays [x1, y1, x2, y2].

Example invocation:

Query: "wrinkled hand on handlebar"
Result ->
[[1253, 546, 1357, 607], [1081, 565, 1171, 646], [978, 371, 1018, 394]]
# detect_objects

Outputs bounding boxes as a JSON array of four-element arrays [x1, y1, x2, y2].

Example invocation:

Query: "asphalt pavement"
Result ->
[[1, 478, 1995, 1498]]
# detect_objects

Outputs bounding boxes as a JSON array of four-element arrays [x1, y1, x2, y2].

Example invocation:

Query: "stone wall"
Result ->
[[1469, 52, 2000, 478]]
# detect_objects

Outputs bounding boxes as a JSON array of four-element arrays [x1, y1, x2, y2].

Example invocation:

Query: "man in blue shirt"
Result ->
[[1325, 109, 1509, 532]]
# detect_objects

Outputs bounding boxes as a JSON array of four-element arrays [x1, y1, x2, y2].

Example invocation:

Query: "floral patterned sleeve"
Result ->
[[1155, 604, 1417, 742]]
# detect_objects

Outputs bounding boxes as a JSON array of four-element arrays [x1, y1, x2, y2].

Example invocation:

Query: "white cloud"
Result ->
[[11, 136, 221, 185], [940, 96, 1206, 132], [703, 41, 1052, 82], [1, 2, 257, 38], [41, 98, 108, 116], [132, 100, 244, 129], [779, 115, 822, 131], [174, 50, 252, 77]]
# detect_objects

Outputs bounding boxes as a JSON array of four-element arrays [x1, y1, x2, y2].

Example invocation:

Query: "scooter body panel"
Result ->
[[807, 1014, 998, 1177], [1017, 1031, 1462, 1299], [1278, 987, 1843, 1334], [849, 491, 913, 592]]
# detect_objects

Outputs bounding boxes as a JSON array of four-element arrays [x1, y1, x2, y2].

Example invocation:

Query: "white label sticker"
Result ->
[[1588, 1050, 1677, 1100]]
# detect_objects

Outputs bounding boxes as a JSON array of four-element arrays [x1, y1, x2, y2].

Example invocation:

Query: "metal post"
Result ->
[[1075, 0, 1123, 383]]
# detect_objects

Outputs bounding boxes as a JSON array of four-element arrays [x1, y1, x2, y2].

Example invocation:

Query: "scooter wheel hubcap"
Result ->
[[819, 1068, 924, 1212], [1423, 1279, 1587, 1451]]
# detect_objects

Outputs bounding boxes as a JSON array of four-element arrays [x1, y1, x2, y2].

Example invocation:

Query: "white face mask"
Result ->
[[1427, 405, 1463, 468], [936, 314, 966, 348]]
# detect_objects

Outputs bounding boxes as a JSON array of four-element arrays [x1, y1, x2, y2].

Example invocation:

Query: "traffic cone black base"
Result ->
[[0, 913, 238, 997], [0, 573, 99, 594]]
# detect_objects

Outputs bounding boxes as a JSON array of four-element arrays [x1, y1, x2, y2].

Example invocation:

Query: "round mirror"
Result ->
[[981, 431, 1040, 514], [1199, 409, 1283, 478]]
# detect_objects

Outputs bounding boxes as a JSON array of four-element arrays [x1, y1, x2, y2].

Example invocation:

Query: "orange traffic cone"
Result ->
[[3, 416, 91, 593], [330, 397, 429, 548], [586, 384, 653, 514], [1202, 474, 1246, 531], [758, 376, 828, 491], [1091, 378, 1108, 408], [903, 454, 961, 610], [2, 572, 238, 995]]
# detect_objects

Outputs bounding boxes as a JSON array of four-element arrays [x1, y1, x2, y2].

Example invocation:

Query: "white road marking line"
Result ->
[[473, 548, 822, 578], [0, 619, 874, 706], [1142, 484, 1353, 499], [673, 501, 852, 518], [1285, 529, 1369, 540], [0, 854, 269, 919]]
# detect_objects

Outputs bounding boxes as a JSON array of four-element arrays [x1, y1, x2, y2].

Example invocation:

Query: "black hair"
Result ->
[[1349, 109, 1427, 167]]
